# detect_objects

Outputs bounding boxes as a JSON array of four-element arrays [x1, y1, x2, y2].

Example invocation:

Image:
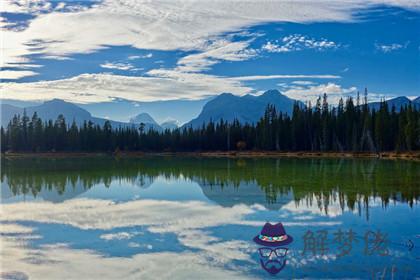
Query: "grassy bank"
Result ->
[[2, 151, 420, 160]]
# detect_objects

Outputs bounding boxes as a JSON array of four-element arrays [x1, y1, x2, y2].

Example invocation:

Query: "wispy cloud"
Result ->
[[375, 41, 409, 53], [230, 74, 341, 81], [42, 55, 74, 61], [100, 232, 135, 241], [291, 81, 316, 85], [176, 39, 258, 73], [128, 53, 153, 60], [0, 72, 252, 103], [0, 70, 38, 80], [100, 62, 135, 71], [1, 0, 53, 14], [262, 34, 339, 53]]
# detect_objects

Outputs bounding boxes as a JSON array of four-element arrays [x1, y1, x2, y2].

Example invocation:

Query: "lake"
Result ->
[[1, 156, 419, 279]]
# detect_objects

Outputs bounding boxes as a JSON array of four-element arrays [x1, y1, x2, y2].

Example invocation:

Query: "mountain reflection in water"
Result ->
[[2, 157, 419, 216]]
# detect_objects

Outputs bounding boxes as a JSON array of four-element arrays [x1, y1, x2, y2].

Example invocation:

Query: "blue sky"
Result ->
[[1, 0, 419, 105]]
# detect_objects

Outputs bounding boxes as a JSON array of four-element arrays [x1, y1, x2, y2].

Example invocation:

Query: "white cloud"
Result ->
[[291, 81, 316, 85], [261, 41, 290, 53], [230, 74, 341, 81], [100, 62, 135, 71], [128, 53, 153, 60], [375, 41, 409, 53], [55, 2, 66, 11], [100, 231, 136, 240], [280, 81, 394, 104], [262, 34, 339, 53], [0, 70, 38, 80], [0, 0, 53, 14], [0, 72, 252, 103], [176, 39, 258, 73], [0, 223, 33, 234], [42, 55, 74, 61], [4, 63, 43, 69], [282, 82, 357, 104]]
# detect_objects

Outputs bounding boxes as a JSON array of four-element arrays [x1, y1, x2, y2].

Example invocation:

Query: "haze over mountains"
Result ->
[[160, 120, 179, 131], [80, 98, 210, 124], [2, 90, 419, 129]]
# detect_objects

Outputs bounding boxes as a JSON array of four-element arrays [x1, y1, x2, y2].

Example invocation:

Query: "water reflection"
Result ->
[[2, 157, 419, 214], [1, 157, 419, 279]]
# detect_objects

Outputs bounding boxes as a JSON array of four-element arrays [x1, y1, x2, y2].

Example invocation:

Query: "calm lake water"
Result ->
[[1, 157, 419, 279]]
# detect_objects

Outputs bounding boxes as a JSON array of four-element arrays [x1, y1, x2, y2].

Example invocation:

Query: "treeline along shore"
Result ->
[[2, 94, 419, 155]]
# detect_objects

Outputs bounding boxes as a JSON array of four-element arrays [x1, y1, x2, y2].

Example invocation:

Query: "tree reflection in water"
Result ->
[[2, 157, 419, 219]]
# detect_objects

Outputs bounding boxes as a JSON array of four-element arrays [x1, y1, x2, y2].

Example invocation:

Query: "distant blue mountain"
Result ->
[[0, 99, 136, 129], [129, 112, 162, 131], [28, 99, 92, 123], [1, 104, 22, 127], [185, 89, 302, 128], [368, 96, 420, 111]]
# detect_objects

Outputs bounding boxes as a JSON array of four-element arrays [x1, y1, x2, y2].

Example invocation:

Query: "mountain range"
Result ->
[[0, 99, 139, 129], [1, 99, 128, 128], [368, 96, 420, 111], [76, 98, 208, 125], [1, 97, 209, 125], [185, 89, 302, 128], [2, 91, 419, 129], [0, 99, 177, 131]]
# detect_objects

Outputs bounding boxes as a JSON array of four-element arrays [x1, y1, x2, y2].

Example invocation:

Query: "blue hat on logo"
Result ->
[[253, 222, 293, 247]]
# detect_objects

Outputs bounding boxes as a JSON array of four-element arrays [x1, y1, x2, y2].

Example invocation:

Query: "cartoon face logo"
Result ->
[[253, 222, 293, 275]]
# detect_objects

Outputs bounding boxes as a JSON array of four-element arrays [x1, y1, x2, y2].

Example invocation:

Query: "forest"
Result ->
[[1, 93, 419, 153]]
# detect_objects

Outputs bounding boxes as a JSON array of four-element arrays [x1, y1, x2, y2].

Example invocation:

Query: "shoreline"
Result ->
[[2, 151, 420, 161]]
